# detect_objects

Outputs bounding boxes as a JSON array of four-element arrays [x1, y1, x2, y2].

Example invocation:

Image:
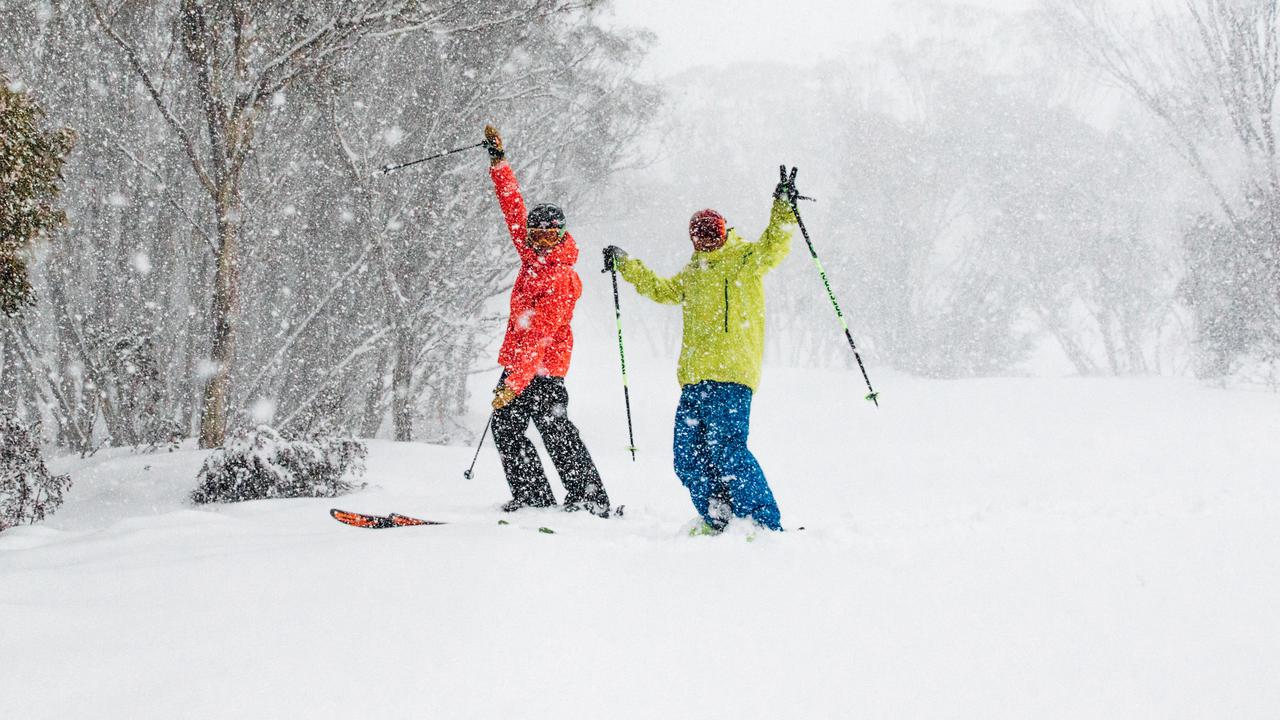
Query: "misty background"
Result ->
[[2, 0, 1276, 453]]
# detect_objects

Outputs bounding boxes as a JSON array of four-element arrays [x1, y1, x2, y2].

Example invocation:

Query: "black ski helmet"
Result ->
[[527, 203, 565, 230]]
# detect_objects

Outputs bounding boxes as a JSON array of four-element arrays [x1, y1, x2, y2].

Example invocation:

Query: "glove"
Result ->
[[602, 245, 628, 273], [774, 165, 800, 204], [483, 124, 505, 164], [492, 383, 518, 410]]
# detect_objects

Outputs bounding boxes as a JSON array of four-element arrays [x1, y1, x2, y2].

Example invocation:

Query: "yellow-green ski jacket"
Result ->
[[617, 199, 797, 391]]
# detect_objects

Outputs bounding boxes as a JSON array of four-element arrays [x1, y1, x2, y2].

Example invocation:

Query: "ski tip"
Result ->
[[388, 513, 440, 527], [331, 509, 441, 528], [331, 508, 393, 529]]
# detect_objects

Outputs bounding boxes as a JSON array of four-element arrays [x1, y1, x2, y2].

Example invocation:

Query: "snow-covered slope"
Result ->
[[3, 367, 1279, 719]]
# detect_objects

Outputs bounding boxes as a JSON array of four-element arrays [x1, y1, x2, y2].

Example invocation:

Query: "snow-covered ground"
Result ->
[[4, 361, 1279, 718]]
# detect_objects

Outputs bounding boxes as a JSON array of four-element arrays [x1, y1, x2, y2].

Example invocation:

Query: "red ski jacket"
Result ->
[[489, 161, 581, 395]]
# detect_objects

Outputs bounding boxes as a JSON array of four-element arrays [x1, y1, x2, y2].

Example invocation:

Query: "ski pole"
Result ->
[[462, 414, 491, 479], [379, 141, 486, 175], [603, 248, 637, 460], [782, 165, 880, 406]]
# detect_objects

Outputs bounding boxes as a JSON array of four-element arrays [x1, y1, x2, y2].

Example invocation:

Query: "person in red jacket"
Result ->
[[481, 124, 610, 517]]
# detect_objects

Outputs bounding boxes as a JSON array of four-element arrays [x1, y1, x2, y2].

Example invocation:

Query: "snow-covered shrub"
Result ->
[[132, 418, 184, 455], [190, 425, 366, 504], [0, 412, 72, 532]]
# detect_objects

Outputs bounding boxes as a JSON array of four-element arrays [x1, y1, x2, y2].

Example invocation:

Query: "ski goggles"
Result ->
[[528, 226, 567, 243]]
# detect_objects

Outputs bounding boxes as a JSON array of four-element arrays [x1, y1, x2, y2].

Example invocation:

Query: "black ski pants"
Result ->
[[491, 375, 608, 508]]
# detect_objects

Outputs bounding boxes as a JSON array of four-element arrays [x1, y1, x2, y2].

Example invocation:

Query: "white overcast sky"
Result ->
[[605, 0, 1042, 78]]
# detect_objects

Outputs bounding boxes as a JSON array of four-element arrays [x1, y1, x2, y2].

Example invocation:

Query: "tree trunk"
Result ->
[[199, 185, 240, 448], [1098, 310, 1121, 375], [0, 333, 20, 416], [391, 327, 414, 442], [1038, 303, 1099, 376], [358, 342, 390, 438]]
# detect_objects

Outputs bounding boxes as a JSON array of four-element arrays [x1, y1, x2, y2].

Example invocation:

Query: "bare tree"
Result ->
[[1054, 0, 1280, 374], [85, 1, 539, 446], [1, 1, 652, 449]]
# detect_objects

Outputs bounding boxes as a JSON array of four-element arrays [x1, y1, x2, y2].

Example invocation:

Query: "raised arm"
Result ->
[[740, 197, 797, 273], [485, 125, 536, 264], [615, 253, 684, 305]]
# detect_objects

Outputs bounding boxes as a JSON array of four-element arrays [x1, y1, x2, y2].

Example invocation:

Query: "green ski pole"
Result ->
[[603, 248, 638, 460], [781, 165, 879, 406]]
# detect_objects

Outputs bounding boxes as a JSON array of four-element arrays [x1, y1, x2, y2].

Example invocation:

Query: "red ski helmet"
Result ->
[[689, 208, 726, 239]]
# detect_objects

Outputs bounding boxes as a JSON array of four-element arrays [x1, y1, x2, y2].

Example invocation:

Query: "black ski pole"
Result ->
[[783, 165, 880, 406], [379, 141, 486, 175], [603, 248, 637, 460], [462, 414, 491, 479]]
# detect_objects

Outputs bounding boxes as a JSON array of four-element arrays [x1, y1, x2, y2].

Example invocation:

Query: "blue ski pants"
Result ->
[[673, 380, 781, 531]]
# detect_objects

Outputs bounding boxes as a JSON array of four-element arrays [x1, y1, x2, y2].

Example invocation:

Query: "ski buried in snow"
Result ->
[[330, 508, 558, 533], [330, 503, 626, 531], [499, 519, 556, 534], [330, 508, 445, 529]]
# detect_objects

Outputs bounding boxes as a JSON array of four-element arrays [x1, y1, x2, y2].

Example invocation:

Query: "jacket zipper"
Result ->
[[723, 279, 729, 333]]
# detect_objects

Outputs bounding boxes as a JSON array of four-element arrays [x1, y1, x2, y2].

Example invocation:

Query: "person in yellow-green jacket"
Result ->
[[603, 171, 800, 532]]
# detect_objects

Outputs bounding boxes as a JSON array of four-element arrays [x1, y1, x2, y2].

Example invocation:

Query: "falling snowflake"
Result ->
[[195, 360, 221, 379], [251, 398, 277, 424]]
